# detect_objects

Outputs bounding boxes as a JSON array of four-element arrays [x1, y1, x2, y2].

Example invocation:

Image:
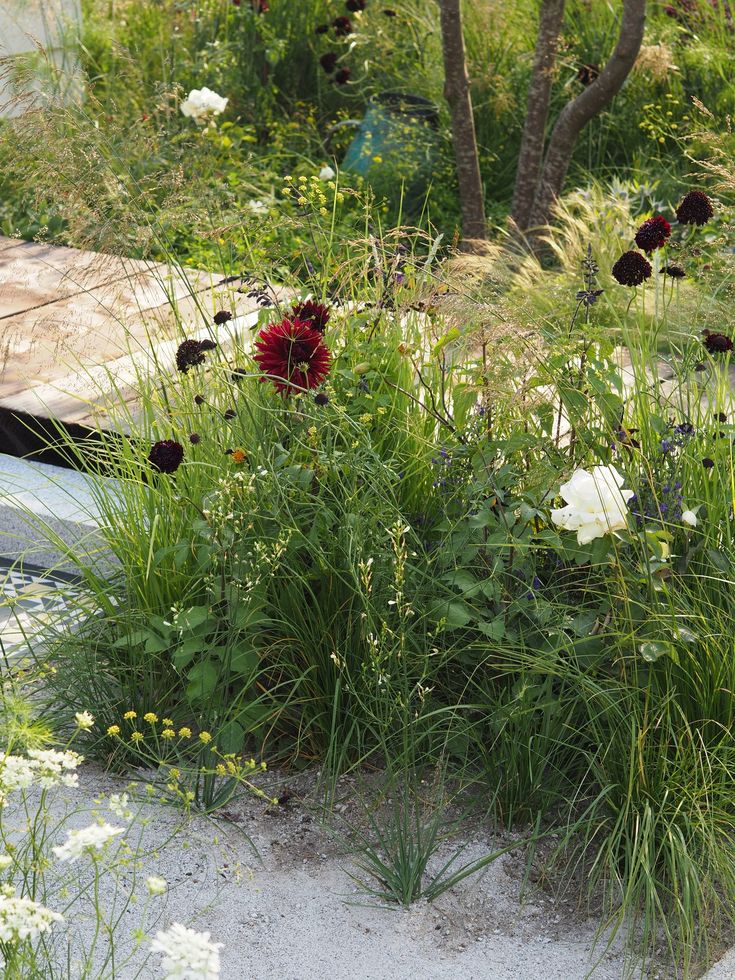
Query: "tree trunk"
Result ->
[[439, 0, 487, 244], [529, 0, 646, 229], [511, 0, 566, 232]]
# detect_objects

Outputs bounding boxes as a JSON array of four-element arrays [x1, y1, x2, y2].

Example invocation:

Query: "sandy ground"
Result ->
[[1, 762, 660, 980]]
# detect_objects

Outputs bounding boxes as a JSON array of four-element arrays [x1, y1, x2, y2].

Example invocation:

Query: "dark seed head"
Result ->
[[663, 264, 685, 279], [148, 439, 184, 474], [703, 331, 734, 354], [224, 408, 237, 420], [194, 394, 205, 405], [214, 310, 233, 325], [702, 457, 715, 469], [634, 215, 671, 253], [320, 52, 338, 74], [334, 67, 351, 85], [189, 433, 201, 445], [314, 392, 330, 406], [676, 190, 714, 226], [715, 412, 728, 422], [332, 15, 353, 35], [612, 251, 652, 287], [176, 339, 206, 373]]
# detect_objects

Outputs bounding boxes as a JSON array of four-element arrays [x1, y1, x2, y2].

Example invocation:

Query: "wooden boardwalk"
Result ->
[[0, 236, 265, 434]]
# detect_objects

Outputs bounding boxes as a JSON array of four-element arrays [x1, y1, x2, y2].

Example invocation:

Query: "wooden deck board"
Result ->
[[0, 238, 274, 434]]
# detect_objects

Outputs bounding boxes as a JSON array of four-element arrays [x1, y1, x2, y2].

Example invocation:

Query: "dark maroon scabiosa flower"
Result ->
[[214, 309, 232, 325], [612, 251, 652, 287], [194, 394, 205, 406], [335, 67, 351, 85], [346, 0, 366, 10], [676, 190, 714, 226], [292, 299, 331, 333], [320, 52, 338, 74], [703, 330, 734, 354], [223, 408, 237, 420], [382, 7, 397, 13], [314, 392, 330, 406], [315, 23, 329, 33], [176, 339, 208, 373], [702, 457, 715, 469], [254, 318, 331, 394], [664, 264, 685, 279], [332, 15, 353, 35], [189, 433, 201, 445], [198, 339, 217, 352], [148, 440, 184, 474], [577, 63, 599, 86], [715, 411, 728, 422], [634, 215, 671, 253], [231, 367, 248, 382]]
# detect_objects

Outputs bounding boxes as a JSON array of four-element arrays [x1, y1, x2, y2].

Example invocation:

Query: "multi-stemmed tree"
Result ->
[[438, 0, 647, 250]]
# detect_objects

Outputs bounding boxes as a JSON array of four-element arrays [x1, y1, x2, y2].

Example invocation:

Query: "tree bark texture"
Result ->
[[439, 0, 487, 243], [529, 0, 646, 229], [511, 0, 566, 232]]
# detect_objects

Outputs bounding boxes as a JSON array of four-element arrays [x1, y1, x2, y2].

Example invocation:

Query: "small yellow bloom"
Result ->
[[216, 764, 227, 776], [162, 718, 174, 727], [161, 729, 176, 740], [297, 197, 307, 206], [178, 727, 192, 739], [199, 731, 212, 744], [107, 725, 121, 736], [143, 712, 158, 724], [168, 768, 180, 781], [123, 711, 137, 721], [130, 732, 144, 743]]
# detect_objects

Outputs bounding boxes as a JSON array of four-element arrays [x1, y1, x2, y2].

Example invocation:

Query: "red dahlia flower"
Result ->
[[254, 318, 331, 394], [634, 215, 671, 253]]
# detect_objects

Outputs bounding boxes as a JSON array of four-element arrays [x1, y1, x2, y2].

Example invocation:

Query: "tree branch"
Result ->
[[529, 0, 646, 230], [439, 0, 487, 244], [511, 0, 566, 232]]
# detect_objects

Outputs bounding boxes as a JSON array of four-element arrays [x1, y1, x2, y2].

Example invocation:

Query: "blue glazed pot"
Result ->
[[338, 91, 439, 208]]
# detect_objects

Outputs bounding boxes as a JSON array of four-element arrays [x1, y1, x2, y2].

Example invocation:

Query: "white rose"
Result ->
[[551, 465, 634, 545], [681, 509, 698, 527], [319, 165, 336, 181], [180, 87, 228, 124]]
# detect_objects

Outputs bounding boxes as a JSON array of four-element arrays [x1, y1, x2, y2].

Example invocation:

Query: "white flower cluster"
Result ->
[[0, 890, 63, 944], [180, 87, 228, 124], [52, 822, 125, 863], [551, 465, 634, 544], [0, 749, 82, 802], [151, 923, 222, 980]]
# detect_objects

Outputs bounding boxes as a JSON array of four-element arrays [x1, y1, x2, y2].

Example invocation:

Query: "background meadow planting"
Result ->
[[4, 0, 735, 977]]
